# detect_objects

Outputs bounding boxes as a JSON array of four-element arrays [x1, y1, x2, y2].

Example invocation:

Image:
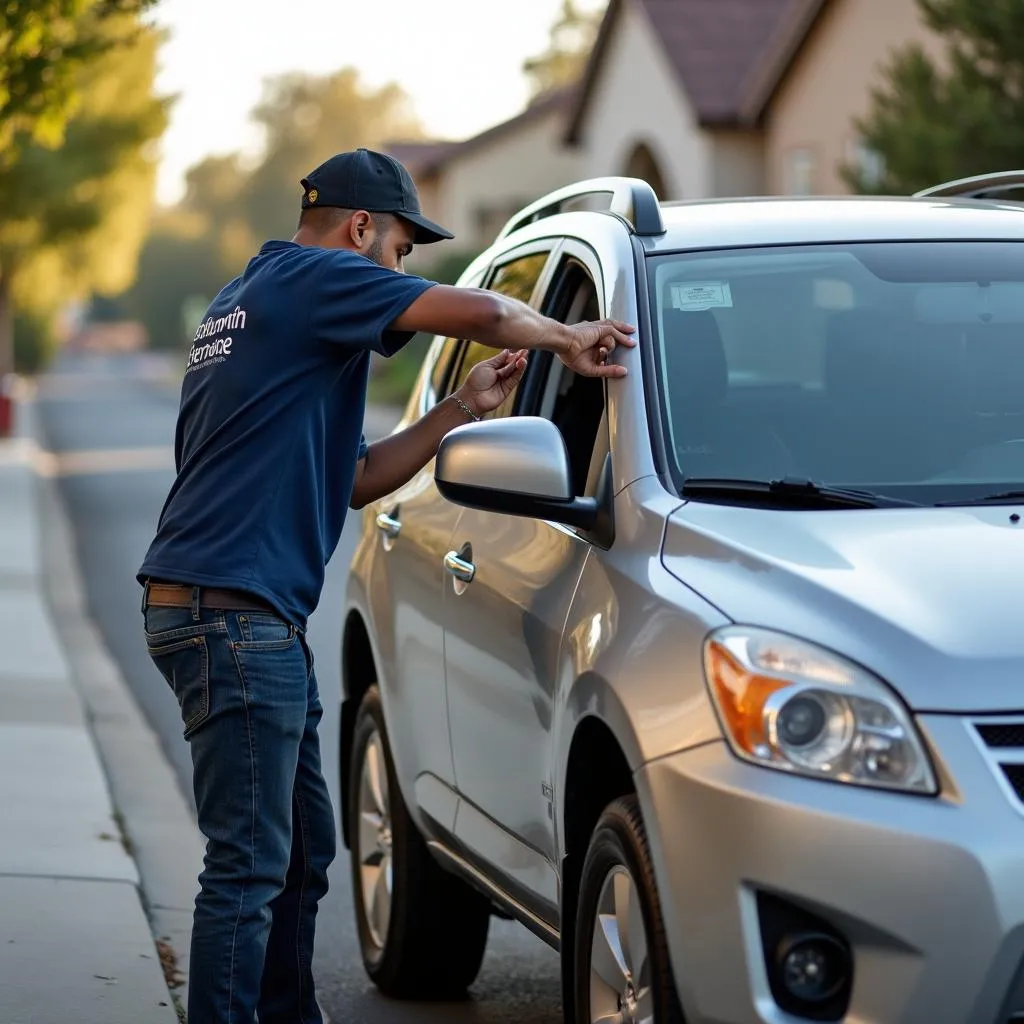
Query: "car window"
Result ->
[[447, 250, 551, 417], [648, 241, 1024, 504], [522, 257, 606, 497], [425, 336, 460, 406]]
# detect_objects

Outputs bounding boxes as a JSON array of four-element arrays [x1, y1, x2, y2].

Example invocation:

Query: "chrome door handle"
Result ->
[[443, 550, 475, 584], [375, 512, 402, 539]]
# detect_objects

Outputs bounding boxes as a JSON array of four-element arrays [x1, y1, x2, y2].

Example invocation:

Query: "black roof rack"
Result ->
[[497, 176, 665, 239]]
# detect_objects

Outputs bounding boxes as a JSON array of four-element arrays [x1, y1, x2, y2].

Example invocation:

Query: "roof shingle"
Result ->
[[640, 0, 803, 124], [566, 0, 824, 141]]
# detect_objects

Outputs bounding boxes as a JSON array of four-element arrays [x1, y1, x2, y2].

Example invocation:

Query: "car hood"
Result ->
[[662, 502, 1024, 713]]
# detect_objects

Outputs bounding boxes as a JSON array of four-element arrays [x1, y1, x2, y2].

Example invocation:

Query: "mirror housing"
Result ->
[[435, 416, 602, 533]]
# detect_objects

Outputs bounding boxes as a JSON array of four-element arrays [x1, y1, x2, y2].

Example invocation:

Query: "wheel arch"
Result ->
[[340, 607, 379, 849]]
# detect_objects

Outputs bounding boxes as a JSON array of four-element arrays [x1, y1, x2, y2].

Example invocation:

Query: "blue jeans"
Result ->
[[144, 601, 336, 1024]]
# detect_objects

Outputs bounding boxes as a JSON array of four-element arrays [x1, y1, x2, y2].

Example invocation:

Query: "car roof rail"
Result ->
[[496, 176, 666, 239], [914, 170, 1024, 199]]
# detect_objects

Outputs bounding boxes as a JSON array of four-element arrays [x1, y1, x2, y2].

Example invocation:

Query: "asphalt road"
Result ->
[[36, 351, 562, 1024]]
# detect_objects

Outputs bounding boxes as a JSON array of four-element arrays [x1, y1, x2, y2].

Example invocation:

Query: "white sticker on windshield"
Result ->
[[670, 282, 733, 311]]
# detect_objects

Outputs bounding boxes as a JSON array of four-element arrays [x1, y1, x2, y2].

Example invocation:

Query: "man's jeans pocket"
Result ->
[[234, 612, 298, 651], [145, 610, 215, 737]]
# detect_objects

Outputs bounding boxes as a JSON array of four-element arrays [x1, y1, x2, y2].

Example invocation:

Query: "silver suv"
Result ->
[[340, 171, 1024, 1024]]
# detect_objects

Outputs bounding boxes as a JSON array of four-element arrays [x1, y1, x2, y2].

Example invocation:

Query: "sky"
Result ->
[[149, 0, 605, 206]]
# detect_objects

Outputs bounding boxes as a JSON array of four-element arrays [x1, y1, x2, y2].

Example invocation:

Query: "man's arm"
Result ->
[[350, 348, 527, 509], [390, 285, 636, 379]]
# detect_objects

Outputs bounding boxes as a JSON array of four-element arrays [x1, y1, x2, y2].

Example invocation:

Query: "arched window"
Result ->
[[624, 142, 669, 199]]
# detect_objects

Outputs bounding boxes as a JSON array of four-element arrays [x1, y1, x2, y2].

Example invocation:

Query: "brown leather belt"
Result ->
[[143, 580, 276, 614]]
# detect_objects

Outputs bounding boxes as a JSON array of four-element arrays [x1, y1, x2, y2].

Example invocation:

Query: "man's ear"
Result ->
[[347, 210, 375, 249]]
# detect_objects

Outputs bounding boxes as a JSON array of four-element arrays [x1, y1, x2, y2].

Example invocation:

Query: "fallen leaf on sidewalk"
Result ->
[[157, 939, 185, 989]]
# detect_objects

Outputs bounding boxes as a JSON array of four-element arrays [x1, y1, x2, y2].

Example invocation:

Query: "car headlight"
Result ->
[[703, 626, 937, 794]]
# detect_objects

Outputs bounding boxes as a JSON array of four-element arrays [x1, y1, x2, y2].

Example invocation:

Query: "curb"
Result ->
[[28, 392, 205, 1016]]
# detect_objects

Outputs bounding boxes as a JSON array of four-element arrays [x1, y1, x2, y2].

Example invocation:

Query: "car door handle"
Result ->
[[375, 512, 402, 539], [443, 550, 476, 584]]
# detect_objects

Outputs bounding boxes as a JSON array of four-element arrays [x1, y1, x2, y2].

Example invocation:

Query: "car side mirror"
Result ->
[[435, 416, 600, 532]]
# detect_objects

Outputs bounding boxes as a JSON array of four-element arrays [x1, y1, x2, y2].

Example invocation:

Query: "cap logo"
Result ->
[[307, 188, 318, 204]]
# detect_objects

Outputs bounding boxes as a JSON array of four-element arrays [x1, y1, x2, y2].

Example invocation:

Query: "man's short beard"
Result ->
[[365, 236, 385, 266]]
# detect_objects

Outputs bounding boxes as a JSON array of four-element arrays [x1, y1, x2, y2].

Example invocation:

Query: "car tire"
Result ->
[[348, 685, 491, 999], [573, 795, 685, 1023]]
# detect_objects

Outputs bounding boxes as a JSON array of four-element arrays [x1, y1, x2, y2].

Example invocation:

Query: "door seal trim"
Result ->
[[427, 839, 561, 950]]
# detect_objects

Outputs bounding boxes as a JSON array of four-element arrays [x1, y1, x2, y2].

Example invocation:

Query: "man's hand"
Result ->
[[559, 319, 637, 378], [457, 348, 528, 417]]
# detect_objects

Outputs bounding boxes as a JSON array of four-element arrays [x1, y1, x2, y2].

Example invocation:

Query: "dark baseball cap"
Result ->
[[300, 148, 454, 244]]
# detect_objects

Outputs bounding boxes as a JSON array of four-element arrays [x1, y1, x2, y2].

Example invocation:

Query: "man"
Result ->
[[138, 147, 635, 1024]]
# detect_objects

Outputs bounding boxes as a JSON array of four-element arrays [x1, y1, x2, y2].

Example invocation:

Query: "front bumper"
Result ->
[[636, 714, 1024, 1024]]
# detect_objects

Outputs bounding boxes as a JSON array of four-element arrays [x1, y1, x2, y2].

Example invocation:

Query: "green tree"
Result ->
[[0, 12, 168, 372], [240, 69, 423, 244], [115, 210, 223, 351], [844, 0, 1024, 195], [1, 0, 157, 158], [523, 0, 605, 99], [117, 68, 424, 353]]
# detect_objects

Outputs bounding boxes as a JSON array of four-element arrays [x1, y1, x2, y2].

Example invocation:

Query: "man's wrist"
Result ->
[[451, 389, 482, 421], [540, 321, 573, 358]]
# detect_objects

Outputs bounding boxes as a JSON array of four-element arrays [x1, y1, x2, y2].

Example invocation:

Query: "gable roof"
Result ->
[[565, 0, 828, 141]]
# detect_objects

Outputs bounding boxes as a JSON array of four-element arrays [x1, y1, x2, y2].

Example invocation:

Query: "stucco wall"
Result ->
[[573, 0, 713, 201], [765, 0, 941, 195]]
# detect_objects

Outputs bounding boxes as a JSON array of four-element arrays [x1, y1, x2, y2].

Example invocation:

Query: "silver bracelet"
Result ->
[[452, 394, 480, 421]]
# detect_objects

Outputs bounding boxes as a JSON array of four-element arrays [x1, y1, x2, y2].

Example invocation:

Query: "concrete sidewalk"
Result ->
[[0, 399, 181, 1023]]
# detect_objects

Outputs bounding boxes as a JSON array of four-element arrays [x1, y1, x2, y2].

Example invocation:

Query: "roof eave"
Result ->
[[735, 0, 831, 124], [563, 0, 625, 146]]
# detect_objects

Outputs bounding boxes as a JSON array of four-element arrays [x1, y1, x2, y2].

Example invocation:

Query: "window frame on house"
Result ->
[[784, 146, 817, 196]]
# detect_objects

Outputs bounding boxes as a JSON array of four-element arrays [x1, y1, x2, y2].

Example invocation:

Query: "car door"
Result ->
[[365, 281, 486, 834], [443, 243, 609, 923]]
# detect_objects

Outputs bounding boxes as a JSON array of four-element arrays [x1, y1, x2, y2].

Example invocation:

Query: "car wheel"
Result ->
[[574, 795, 685, 1024], [349, 685, 491, 998]]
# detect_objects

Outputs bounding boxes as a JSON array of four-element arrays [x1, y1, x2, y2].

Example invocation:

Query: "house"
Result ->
[[391, 0, 940, 270]]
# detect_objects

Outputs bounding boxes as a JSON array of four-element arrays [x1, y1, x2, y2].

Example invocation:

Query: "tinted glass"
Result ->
[[649, 242, 1024, 503], [489, 252, 549, 304], [448, 252, 550, 411], [426, 337, 460, 404]]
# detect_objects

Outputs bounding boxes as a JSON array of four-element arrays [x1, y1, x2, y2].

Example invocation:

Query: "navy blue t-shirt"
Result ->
[[138, 241, 434, 627]]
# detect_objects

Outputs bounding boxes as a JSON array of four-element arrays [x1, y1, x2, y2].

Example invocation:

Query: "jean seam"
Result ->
[[294, 786, 312, 1020], [226, 632, 257, 1023]]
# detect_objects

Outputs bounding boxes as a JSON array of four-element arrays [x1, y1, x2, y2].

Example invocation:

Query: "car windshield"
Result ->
[[648, 241, 1024, 506]]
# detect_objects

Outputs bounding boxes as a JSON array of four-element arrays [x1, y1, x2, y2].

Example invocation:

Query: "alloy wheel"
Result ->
[[589, 865, 653, 1024], [357, 729, 393, 950]]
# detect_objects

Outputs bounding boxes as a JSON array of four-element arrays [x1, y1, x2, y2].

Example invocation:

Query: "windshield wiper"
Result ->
[[680, 476, 922, 509], [935, 490, 1024, 507]]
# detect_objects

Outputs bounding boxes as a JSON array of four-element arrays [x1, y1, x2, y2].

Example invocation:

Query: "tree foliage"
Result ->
[[0, 11, 168, 371], [0, 0, 157, 159], [523, 0, 604, 99], [117, 68, 424, 352], [845, 0, 1024, 194]]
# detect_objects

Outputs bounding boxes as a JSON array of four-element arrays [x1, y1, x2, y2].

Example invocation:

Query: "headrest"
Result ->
[[660, 308, 727, 405], [824, 310, 904, 401], [825, 308, 966, 415]]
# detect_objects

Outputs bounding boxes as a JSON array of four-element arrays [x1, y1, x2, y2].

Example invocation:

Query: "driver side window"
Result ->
[[521, 257, 607, 499]]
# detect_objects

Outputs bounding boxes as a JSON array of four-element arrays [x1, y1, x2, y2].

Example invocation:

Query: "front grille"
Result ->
[[1001, 764, 1024, 801], [974, 720, 1024, 807], [976, 723, 1024, 748]]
